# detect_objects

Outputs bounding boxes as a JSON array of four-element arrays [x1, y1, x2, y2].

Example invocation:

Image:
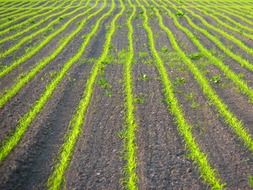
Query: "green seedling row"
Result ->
[[194, 7, 253, 39], [0, 0, 96, 107], [0, 1, 38, 17], [177, 8, 253, 73], [0, 1, 55, 31], [0, 0, 103, 163], [200, 6, 253, 33], [204, 4, 253, 26], [0, 2, 91, 79], [159, 0, 253, 153], [183, 8, 253, 56], [47, 0, 124, 189], [205, 2, 253, 19], [0, 0, 80, 35], [0, 0, 62, 35], [138, 0, 224, 188], [0, 0, 57, 34], [123, 0, 138, 189], [0, 2, 87, 58], [0, 0, 78, 44], [156, 1, 253, 104]]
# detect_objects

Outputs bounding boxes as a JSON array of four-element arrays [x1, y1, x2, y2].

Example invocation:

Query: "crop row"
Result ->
[[0, 0, 65, 35], [0, 1, 43, 17], [0, 0, 80, 45], [195, 7, 253, 35], [0, 0, 102, 160], [0, 0, 81, 35], [0, 0, 90, 80], [47, 0, 124, 188], [160, 0, 253, 156], [122, 0, 138, 189], [0, 1, 58, 30], [137, 0, 224, 188], [0, 0, 253, 189], [139, 0, 253, 188]]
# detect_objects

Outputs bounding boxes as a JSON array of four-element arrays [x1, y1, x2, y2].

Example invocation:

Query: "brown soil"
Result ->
[[0, 1, 253, 189], [133, 8, 206, 189]]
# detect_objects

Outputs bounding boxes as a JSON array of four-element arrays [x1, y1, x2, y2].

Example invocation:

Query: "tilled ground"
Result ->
[[0, 0, 253, 189]]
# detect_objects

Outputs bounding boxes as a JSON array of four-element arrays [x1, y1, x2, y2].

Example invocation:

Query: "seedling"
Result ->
[[173, 77, 186, 86], [189, 52, 202, 60], [134, 94, 145, 104], [161, 46, 169, 53], [138, 51, 148, 58], [185, 92, 199, 109], [175, 10, 185, 17], [210, 75, 222, 84], [97, 77, 111, 89]]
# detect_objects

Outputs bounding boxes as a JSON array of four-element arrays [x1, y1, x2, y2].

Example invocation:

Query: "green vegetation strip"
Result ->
[[0, 1, 54, 31], [0, 0, 77, 44], [0, 0, 96, 108], [155, 1, 253, 103], [194, 7, 253, 40], [190, 3, 253, 32], [167, 3, 253, 73], [0, 9, 28, 19], [0, 0, 105, 162], [158, 0, 253, 152], [0, 0, 74, 31], [192, 5, 253, 33], [123, 0, 138, 189], [0, 4, 84, 58], [137, 0, 224, 188], [0, 2, 91, 79], [183, 8, 253, 55], [0, 1, 19, 8], [0, 1, 34, 9], [226, 6, 253, 18], [195, 2, 253, 23], [0, 0, 44, 10], [0, 5, 33, 19], [47, 0, 125, 189], [0, 0, 57, 36], [210, 4, 253, 22]]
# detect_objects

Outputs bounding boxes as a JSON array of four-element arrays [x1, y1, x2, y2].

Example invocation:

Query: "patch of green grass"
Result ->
[[185, 92, 200, 109], [138, 51, 148, 58], [173, 76, 186, 86], [134, 94, 145, 104], [97, 75, 113, 97], [175, 10, 185, 17], [210, 74, 222, 84], [188, 52, 202, 60], [117, 48, 128, 64], [160, 46, 169, 53]]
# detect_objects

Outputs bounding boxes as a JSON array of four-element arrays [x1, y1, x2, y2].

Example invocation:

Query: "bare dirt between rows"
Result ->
[[66, 11, 126, 190], [133, 10, 206, 189], [0, 6, 109, 142], [0, 9, 112, 190], [0, 0, 253, 189], [156, 10, 253, 189]]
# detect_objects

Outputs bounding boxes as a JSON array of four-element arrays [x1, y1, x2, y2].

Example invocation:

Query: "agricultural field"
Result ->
[[0, 0, 253, 189]]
